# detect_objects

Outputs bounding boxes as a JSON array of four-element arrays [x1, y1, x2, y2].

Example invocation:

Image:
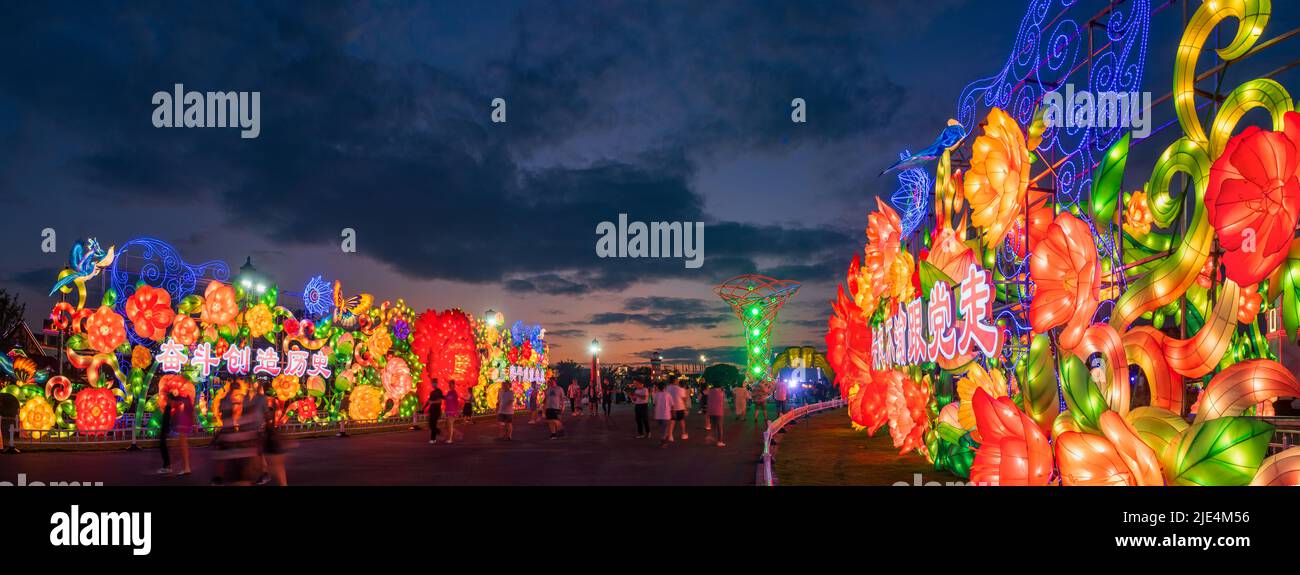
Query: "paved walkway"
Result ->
[[772, 407, 958, 486], [0, 404, 776, 486]]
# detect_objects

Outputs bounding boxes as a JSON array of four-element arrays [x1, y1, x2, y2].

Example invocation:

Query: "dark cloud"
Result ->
[[0, 0, 883, 298]]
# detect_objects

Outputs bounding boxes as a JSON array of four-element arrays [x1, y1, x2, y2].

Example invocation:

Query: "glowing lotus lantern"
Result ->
[[969, 388, 1052, 486], [1029, 212, 1100, 350]]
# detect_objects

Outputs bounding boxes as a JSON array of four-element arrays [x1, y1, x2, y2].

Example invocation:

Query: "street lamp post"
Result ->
[[589, 338, 601, 389]]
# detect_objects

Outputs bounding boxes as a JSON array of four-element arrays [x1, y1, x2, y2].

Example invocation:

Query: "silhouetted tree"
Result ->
[[0, 289, 26, 337], [702, 363, 741, 387]]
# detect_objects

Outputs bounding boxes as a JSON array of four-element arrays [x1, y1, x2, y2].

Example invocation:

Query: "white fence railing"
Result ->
[[757, 398, 846, 486], [0, 414, 438, 452]]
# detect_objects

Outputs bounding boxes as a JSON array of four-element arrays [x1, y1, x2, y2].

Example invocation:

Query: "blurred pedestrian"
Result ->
[[157, 394, 173, 474], [497, 382, 515, 440], [425, 381, 445, 445], [706, 384, 727, 447], [527, 382, 539, 424], [732, 385, 749, 421], [631, 379, 651, 438], [546, 378, 566, 439], [567, 381, 580, 415], [601, 378, 613, 417], [773, 381, 789, 415], [443, 382, 463, 444], [653, 381, 672, 448], [667, 377, 688, 440]]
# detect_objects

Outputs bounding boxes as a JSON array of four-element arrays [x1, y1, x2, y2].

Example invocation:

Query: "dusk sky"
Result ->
[[3, 1, 1297, 364]]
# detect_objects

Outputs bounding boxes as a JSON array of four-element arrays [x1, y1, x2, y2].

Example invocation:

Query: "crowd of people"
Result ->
[[421, 375, 796, 449], [150, 374, 801, 484]]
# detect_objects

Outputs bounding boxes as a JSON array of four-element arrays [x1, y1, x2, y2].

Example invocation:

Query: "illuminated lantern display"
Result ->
[[716, 275, 801, 387], [824, 0, 1300, 486], [412, 309, 480, 401]]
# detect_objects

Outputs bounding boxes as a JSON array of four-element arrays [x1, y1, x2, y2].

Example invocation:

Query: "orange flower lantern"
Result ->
[[1205, 111, 1300, 286], [84, 306, 127, 353], [272, 375, 301, 403], [1056, 411, 1163, 486], [171, 314, 199, 346], [965, 107, 1030, 248], [200, 281, 239, 326], [19, 398, 56, 438], [1029, 212, 1100, 350]]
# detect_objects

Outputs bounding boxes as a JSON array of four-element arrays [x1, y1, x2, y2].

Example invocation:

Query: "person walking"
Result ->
[[666, 377, 689, 441], [461, 389, 474, 424], [601, 378, 614, 417], [773, 381, 789, 416], [567, 381, 580, 416], [497, 382, 515, 440], [752, 384, 770, 423], [545, 379, 566, 440], [425, 382, 445, 444], [733, 384, 749, 421], [653, 381, 672, 448], [157, 394, 173, 474], [526, 382, 539, 424], [443, 383, 463, 444], [631, 379, 651, 438], [706, 384, 727, 447]]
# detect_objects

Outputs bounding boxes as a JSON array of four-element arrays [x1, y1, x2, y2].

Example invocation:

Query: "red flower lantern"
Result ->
[[172, 314, 199, 346], [1206, 111, 1300, 286], [124, 285, 175, 341], [84, 306, 128, 353], [76, 387, 119, 433]]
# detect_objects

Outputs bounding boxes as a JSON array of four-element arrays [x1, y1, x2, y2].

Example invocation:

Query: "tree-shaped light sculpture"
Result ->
[[715, 274, 801, 387]]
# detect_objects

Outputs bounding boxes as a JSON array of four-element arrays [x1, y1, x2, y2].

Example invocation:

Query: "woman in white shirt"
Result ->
[[653, 382, 673, 447]]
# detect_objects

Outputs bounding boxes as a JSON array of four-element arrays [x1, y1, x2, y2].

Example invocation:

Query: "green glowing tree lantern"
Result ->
[[715, 274, 800, 388]]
